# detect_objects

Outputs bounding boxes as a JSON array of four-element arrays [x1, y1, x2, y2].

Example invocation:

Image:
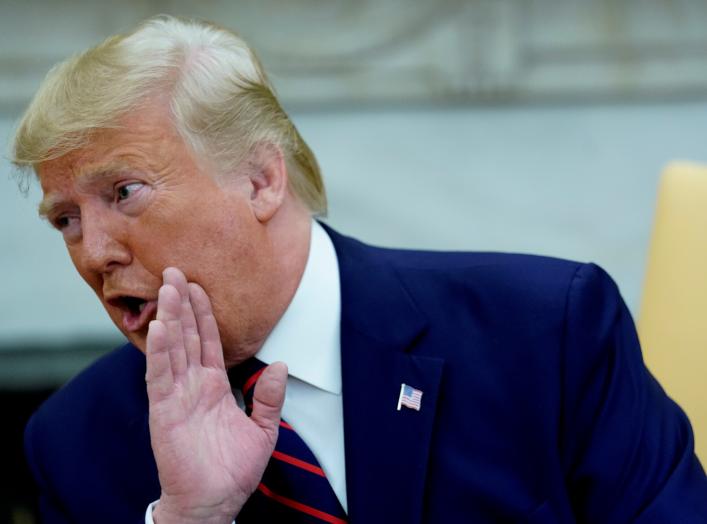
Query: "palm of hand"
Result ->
[[145, 268, 286, 524]]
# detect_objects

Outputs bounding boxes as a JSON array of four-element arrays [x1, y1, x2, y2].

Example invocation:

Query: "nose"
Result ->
[[76, 207, 131, 274]]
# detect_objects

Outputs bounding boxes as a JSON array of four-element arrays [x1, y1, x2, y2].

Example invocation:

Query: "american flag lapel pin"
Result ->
[[397, 383, 423, 411]]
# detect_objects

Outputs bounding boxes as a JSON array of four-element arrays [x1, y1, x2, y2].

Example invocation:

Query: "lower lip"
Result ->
[[122, 300, 157, 332]]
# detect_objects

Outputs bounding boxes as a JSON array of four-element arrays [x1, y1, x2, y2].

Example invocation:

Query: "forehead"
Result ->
[[40, 114, 199, 197], [36, 108, 194, 216], [38, 114, 178, 182], [38, 148, 143, 196], [38, 148, 128, 192]]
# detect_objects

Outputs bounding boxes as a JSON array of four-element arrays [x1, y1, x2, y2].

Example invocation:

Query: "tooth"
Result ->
[[138, 302, 146, 313]]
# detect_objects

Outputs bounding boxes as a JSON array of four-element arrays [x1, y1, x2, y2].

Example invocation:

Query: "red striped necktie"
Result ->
[[229, 358, 348, 524]]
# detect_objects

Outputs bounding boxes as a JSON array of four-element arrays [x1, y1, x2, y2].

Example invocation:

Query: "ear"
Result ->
[[246, 142, 288, 223]]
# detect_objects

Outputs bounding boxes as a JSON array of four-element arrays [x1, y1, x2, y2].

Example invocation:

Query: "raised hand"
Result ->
[[146, 267, 287, 524]]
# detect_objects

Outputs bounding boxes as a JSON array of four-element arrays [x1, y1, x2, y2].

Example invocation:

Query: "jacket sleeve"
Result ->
[[24, 413, 72, 524], [560, 263, 707, 523]]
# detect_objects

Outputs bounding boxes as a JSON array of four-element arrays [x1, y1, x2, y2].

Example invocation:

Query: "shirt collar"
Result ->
[[256, 221, 342, 395]]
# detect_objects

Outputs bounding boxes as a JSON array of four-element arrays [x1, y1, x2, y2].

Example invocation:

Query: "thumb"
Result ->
[[251, 361, 288, 442]]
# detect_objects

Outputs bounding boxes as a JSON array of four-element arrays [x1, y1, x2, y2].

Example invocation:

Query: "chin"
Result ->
[[121, 329, 147, 354]]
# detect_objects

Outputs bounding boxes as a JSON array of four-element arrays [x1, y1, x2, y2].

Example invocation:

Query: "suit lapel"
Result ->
[[325, 226, 445, 524]]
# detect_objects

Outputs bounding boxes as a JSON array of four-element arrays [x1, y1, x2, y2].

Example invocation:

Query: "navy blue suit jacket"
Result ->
[[25, 226, 707, 523]]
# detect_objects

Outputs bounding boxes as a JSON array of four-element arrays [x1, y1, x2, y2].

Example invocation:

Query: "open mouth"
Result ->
[[107, 296, 158, 332]]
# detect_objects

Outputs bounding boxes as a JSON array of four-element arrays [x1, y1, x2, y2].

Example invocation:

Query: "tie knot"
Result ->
[[228, 357, 267, 398]]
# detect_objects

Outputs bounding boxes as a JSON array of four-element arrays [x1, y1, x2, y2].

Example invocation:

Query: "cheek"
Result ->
[[130, 198, 254, 276], [124, 203, 188, 266], [127, 222, 198, 277]]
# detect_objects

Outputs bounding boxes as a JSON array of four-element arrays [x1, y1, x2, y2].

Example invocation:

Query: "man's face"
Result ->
[[36, 104, 273, 355]]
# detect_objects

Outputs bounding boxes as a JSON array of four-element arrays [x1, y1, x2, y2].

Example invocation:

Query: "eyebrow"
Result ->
[[38, 194, 63, 218], [37, 162, 132, 218]]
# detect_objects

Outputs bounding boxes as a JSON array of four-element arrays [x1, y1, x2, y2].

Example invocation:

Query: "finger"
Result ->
[[251, 362, 287, 443], [156, 283, 188, 378], [163, 267, 200, 368], [145, 320, 173, 401], [189, 282, 225, 370]]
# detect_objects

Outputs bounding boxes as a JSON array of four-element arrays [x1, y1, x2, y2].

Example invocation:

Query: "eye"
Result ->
[[51, 214, 81, 242], [54, 215, 78, 230], [115, 182, 144, 202]]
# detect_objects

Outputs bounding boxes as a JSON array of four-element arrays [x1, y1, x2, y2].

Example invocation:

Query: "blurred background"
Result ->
[[2, 0, 707, 521]]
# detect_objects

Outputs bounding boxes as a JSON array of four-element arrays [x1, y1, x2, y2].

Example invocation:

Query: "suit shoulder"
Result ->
[[28, 343, 146, 437], [384, 248, 587, 302], [327, 226, 595, 311], [383, 247, 581, 274], [324, 222, 586, 282]]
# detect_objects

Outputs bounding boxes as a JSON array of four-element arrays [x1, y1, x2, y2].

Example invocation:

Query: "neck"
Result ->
[[222, 197, 313, 368]]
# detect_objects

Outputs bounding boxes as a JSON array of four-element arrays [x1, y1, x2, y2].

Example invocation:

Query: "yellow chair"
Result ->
[[639, 161, 707, 463]]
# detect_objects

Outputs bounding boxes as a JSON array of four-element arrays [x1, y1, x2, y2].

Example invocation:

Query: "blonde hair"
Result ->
[[11, 15, 326, 215]]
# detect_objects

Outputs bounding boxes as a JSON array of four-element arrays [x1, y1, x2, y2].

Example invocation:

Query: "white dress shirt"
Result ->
[[147, 220, 346, 522]]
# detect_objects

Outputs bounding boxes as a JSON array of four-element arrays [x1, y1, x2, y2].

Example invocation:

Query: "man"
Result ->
[[13, 15, 707, 524]]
